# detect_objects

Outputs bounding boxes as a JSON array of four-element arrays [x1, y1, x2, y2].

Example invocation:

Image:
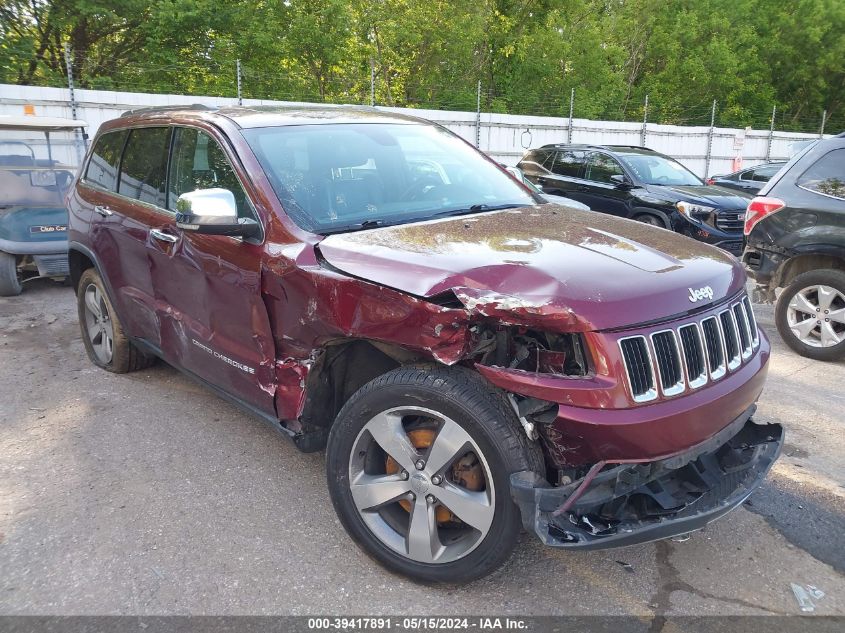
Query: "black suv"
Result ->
[[518, 144, 749, 255], [743, 132, 845, 361]]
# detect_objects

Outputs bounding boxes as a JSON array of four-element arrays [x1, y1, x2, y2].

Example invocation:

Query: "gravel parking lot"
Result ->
[[1, 281, 844, 616]]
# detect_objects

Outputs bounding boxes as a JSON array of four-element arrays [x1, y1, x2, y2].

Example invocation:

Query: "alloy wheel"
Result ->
[[786, 284, 845, 348], [82, 283, 114, 363], [348, 406, 495, 564]]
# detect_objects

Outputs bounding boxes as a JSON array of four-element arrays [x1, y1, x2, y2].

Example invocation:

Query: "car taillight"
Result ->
[[744, 196, 785, 235], [705, 178, 715, 185]]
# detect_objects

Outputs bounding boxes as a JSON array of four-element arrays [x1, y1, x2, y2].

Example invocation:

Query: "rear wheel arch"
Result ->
[[68, 248, 95, 291], [774, 253, 845, 289]]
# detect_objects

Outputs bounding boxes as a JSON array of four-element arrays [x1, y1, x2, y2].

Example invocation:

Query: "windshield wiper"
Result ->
[[429, 203, 526, 219], [320, 219, 389, 235]]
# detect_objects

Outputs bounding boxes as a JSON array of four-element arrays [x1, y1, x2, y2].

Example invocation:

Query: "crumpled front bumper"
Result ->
[[510, 409, 783, 549]]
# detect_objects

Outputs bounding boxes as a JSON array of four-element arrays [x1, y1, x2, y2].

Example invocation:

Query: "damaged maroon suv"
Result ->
[[66, 105, 783, 583]]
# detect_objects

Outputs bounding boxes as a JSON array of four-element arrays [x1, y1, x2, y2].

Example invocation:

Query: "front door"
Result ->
[[577, 151, 632, 217], [147, 126, 276, 416]]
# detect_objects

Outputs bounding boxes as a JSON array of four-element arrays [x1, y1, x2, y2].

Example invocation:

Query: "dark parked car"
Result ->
[[706, 162, 787, 194], [518, 144, 749, 255], [743, 133, 845, 361], [66, 106, 782, 583]]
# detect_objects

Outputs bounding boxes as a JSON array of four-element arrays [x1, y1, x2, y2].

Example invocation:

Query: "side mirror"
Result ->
[[175, 188, 260, 239], [610, 174, 632, 189]]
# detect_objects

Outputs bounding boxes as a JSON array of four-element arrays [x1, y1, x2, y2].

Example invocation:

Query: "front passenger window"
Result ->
[[168, 128, 253, 218], [585, 152, 625, 184]]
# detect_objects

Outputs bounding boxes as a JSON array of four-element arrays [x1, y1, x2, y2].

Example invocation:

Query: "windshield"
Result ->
[[617, 152, 702, 186], [0, 130, 81, 207], [242, 123, 536, 233]]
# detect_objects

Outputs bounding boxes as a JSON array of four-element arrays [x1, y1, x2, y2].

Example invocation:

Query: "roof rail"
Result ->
[[120, 104, 218, 117], [539, 143, 655, 151]]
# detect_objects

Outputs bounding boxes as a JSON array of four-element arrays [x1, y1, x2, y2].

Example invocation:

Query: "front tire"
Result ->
[[0, 251, 22, 296], [76, 268, 156, 372], [775, 269, 845, 361], [326, 365, 543, 584]]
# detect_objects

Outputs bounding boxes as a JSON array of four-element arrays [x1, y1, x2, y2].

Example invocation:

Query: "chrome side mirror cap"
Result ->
[[175, 188, 259, 239]]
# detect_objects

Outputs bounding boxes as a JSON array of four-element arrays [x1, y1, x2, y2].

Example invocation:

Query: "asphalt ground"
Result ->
[[1, 281, 843, 616]]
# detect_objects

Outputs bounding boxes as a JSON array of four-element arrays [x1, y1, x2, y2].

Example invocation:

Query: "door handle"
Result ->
[[150, 228, 178, 243], [577, 185, 589, 192], [94, 205, 113, 217]]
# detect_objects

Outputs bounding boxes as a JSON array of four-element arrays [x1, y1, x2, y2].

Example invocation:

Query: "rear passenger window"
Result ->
[[168, 128, 253, 218], [118, 127, 170, 207], [797, 150, 845, 200], [85, 130, 128, 191], [551, 150, 586, 178]]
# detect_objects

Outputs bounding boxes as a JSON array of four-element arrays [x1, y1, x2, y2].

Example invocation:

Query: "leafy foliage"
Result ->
[[0, 0, 841, 132]]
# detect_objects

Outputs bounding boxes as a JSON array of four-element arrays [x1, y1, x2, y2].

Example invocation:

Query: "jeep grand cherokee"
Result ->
[[66, 105, 783, 583]]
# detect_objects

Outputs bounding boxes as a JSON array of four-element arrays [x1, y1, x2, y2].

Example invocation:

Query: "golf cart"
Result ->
[[0, 115, 87, 296]]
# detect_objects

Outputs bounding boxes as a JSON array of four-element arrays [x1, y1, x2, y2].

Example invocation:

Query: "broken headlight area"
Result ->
[[510, 415, 784, 549], [473, 326, 589, 377]]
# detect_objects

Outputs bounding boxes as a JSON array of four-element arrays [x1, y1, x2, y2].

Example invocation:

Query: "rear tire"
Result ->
[[77, 268, 156, 373], [775, 269, 845, 361], [0, 251, 22, 296], [326, 365, 544, 584]]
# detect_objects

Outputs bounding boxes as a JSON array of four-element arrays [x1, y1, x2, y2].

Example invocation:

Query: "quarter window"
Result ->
[[168, 128, 252, 218], [797, 150, 845, 200], [118, 127, 170, 207], [551, 150, 586, 178], [586, 152, 625, 184], [85, 130, 128, 191]]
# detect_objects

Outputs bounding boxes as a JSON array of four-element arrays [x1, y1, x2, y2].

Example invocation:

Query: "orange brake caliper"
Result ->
[[385, 428, 484, 524]]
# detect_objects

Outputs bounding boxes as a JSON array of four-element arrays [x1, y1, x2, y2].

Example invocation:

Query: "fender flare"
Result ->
[[630, 207, 672, 229]]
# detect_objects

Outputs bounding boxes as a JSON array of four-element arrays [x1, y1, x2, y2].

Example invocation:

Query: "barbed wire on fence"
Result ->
[[3, 50, 839, 137]]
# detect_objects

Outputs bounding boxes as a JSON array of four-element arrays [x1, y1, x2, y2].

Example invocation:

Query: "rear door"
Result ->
[[146, 126, 276, 415], [577, 151, 632, 216], [77, 127, 165, 344], [538, 149, 586, 198]]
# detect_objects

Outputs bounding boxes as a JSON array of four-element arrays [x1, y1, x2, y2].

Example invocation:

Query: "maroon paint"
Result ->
[[69, 107, 770, 478]]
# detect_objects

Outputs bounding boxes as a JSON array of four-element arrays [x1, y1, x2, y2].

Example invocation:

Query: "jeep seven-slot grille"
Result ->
[[701, 317, 725, 377], [678, 324, 707, 387], [619, 337, 655, 402], [619, 296, 759, 403], [651, 331, 684, 394], [720, 310, 741, 368], [733, 303, 752, 357], [742, 296, 759, 343]]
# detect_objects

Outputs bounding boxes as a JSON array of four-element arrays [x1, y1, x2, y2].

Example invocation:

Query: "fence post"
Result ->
[[704, 99, 716, 179], [820, 110, 827, 138], [765, 105, 776, 162], [63, 43, 85, 161], [567, 88, 575, 143], [475, 80, 481, 148], [370, 58, 375, 106], [236, 59, 242, 106], [640, 94, 649, 147]]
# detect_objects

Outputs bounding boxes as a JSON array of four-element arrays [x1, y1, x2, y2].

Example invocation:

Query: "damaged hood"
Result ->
[[317, 205, 747, 331]]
